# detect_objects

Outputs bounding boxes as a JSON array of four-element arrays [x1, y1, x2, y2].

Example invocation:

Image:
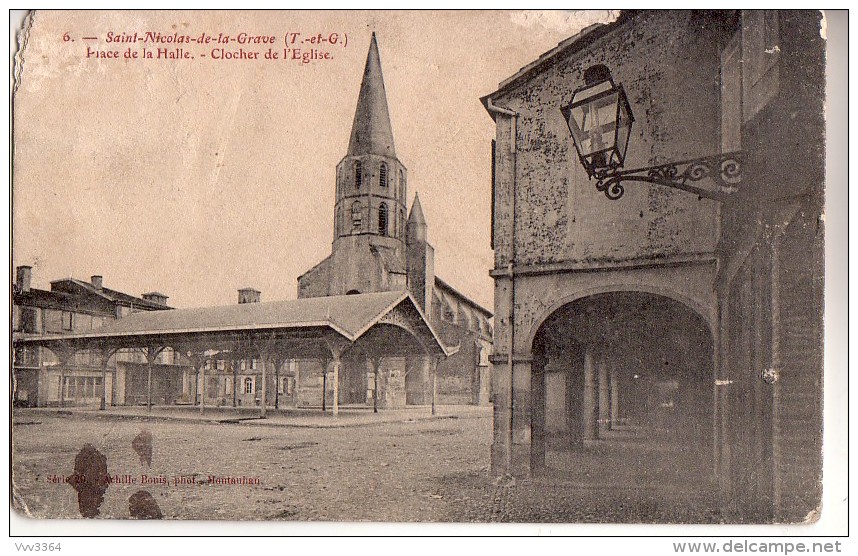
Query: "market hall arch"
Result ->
[[528, 290, 715, 489]]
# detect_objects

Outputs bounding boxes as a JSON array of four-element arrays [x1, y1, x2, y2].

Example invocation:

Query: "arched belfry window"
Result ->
[[354, 161, 362, 189], [378, 203, 388, 235], [399, 169, 405, 196], [379, 163, 388, 188], [351, 201, 363, 231]]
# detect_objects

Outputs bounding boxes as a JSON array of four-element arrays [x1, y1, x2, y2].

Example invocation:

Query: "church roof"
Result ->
[[347, 33, 397, 158]]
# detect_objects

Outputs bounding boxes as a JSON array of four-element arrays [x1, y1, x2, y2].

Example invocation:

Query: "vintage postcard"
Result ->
[[9, 9, 844, 533]]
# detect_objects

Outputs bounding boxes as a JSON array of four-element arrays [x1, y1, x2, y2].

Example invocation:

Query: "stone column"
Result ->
[[530, 351, 547, 473], [511, 357, 533, 475], [490, 355, 511, 476], [583, 348, 599, 441], [598, 352, 610, 436], [610, 368, 620, 430]]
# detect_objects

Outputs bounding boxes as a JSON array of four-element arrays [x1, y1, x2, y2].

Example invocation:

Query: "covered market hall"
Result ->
[[14, 290, 457, 417]]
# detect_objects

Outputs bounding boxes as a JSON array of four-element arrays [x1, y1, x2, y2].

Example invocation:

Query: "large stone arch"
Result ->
[[509, 260, 718, 356], [525, 283, 716, 351]]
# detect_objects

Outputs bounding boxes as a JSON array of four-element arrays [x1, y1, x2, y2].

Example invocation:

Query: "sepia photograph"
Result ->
[[8, 8, 846, 537]]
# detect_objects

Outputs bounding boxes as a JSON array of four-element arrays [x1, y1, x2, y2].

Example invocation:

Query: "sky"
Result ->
[[12, 10, 618, 310]]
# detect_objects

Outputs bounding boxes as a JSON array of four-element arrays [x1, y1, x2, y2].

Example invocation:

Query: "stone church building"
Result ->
[[292, 33, 493, 408]]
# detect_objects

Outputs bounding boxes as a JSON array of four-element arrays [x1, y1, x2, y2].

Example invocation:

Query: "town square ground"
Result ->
[[12, 406, 720, 523]]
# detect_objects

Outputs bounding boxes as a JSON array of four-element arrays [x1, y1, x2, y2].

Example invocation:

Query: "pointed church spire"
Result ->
[[347, 33, 397, 157]]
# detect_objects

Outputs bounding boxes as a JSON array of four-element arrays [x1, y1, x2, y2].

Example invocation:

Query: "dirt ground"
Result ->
[[11, 408, 721, 523]]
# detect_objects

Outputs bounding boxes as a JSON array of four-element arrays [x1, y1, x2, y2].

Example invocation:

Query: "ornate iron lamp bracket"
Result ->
[[592, 152, 743, 201]]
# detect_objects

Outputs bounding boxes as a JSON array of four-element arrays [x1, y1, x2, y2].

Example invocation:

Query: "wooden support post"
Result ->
[[59, 367, 65, 408], [373, 360, 379, 414], [431, 356, 439, 416], [100, 348, 110, 411], [200, 360, 207, 415], [233, 359, 238, 408], [331, 355, 340, 417], [259, 352, 268, 419], [321, 360, 327, 414], [146, 358, 153, 414], [275, 358, 280, 410], [55, 346, 74, 409]]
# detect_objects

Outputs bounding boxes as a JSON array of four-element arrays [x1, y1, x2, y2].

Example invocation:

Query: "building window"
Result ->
[[251, 359, 258, 370], [62, 311, 73, 331], [379, 162, 388, 187], [721, 31, 742, 153], [217, 359, 226, 371], [351, 201, 363, 230], [378, 203, 388, 235], [354, 161, 362, 188], [17, 307, 38, 333], [742, 10, 780, 122], [244, 377, 254, 394], [399, 169, 405, 196]]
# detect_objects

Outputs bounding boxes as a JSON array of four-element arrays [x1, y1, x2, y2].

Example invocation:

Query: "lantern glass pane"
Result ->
[[615, 103, 632, 164], [569, 91, 619, 159]]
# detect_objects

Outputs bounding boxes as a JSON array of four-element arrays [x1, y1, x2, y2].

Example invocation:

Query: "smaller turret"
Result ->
[[405, 193, 434, 316], [406, 193, 427, 244]]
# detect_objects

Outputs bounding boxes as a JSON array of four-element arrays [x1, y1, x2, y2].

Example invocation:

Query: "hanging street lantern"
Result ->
[[561, 64, 635, 179], [561, 65, 743, 201]]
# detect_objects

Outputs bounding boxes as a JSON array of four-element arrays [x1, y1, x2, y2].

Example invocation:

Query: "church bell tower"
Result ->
[[333, 33, 408, 246]]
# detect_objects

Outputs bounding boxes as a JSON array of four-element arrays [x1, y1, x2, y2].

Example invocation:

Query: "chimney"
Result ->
[[142, 292, 169, 305], [238, 288, 261, 304], [91, 275, 103, 290], [16, 266, 32, 293]]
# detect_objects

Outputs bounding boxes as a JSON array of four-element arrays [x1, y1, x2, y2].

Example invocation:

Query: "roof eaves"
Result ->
[[480, 12, 632, 112], [15, 320, 346, 344]]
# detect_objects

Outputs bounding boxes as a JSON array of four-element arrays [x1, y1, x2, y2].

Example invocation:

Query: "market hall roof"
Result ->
[[15, 290, 455, 357]]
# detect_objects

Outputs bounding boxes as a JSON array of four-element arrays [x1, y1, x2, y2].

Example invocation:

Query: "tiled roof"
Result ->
[[24, 291, 451, 355]]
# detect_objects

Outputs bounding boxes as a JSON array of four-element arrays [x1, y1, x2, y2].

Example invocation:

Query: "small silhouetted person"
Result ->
[[69, 443, 109, 518], [131, 429, 153, 467], [128, 490, 163, 519]]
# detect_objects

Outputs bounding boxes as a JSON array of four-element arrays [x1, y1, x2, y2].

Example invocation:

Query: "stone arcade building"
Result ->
[[482, 11, 824, 522]]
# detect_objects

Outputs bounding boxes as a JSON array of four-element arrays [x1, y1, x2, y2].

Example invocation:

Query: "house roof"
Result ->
[[18, 290, 454, 356], [50, 278, 171, 310]]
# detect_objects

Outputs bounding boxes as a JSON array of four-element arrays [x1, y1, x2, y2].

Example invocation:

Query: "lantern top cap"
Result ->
[[583, 64, 613, 86]]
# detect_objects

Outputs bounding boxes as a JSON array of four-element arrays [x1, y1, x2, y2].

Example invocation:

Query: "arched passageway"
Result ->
[[531, 292, 714, 492]]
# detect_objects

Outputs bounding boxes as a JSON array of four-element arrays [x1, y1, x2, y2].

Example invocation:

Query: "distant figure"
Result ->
[[131, 429, 153, 467], [128, 490, 163, 519], [69, 443, 109, 518]]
